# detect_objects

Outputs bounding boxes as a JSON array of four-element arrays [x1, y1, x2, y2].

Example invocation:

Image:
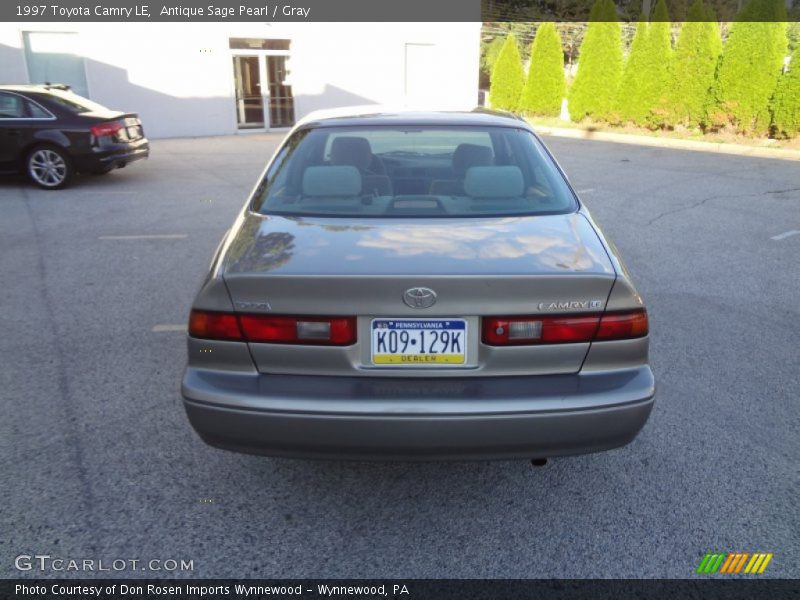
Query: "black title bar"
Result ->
[[2, 579, 799, 600]]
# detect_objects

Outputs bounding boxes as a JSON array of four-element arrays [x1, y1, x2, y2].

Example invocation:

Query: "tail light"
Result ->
[[189, 310, 356, 346], [594, 310, 649, 340], [188, 310, 243, 341], [90, 121, 124, 137], [483, 309, 647, 346]]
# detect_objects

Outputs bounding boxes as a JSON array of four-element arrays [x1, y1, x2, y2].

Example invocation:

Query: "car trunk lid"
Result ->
[[221, 213, 617, 376], [82, 112, 144, 142]]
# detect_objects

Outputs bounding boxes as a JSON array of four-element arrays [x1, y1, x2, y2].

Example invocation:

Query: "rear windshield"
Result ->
[[251, 125, 577, 218], [43, 89, 110, 114]]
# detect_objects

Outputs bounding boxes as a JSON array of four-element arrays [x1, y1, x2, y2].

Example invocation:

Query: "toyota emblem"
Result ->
[[403, 287, 437, 309]]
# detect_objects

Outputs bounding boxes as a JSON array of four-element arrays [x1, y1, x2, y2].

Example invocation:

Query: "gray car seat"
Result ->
[[429, 143, 494, 196], [330, 136, 392, 196]]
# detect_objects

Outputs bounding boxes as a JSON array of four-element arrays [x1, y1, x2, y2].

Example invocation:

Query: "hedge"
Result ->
[[482, 37, 505, 80], [569, 0, 623, 121], [771, 46, 800, 138], [616, 0, 672, 127], [616, 18, 651, 124], [489, 34, 525, 111], [711, 0, 788, 134], [519, 23, 566, 117], [668, 0, 723, 128]]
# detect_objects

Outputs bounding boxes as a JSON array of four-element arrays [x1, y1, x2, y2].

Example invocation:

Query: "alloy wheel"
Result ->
[[28, 149, 68, 187]]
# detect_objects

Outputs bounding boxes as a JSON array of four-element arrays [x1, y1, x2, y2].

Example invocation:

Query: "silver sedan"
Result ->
[[181, 108, 654, 461]]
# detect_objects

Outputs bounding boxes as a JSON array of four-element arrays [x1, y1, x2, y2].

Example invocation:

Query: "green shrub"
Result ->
[[616, 0, 672, 128], [711, 0, 788, 134], [519, 23, 567, 117], [569, 0, 623, 121], [616, 18, 650, 124], [772, 46, 800, 138], [644, 0, 673, 128], [482, 37, 506, 80], [489, 34, 525, 111], [668, 0, 723, 128]]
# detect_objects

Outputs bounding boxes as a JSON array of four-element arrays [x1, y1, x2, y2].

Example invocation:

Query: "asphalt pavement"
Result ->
[[1, 132, 798, 578]]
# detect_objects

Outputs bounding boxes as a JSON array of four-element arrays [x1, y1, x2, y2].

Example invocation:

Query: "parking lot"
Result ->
[[1, 133, 798, 578]]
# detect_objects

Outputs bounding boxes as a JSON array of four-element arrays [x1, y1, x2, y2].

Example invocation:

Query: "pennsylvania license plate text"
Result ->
[[371, 319, 467, 365]]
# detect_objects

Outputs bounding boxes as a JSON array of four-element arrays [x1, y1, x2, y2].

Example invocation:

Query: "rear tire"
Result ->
[[27, 145, 74, 190]]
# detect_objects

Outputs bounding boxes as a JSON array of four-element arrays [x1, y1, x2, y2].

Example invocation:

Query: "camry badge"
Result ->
[[403, 287, 437, 309], [537, 300, 604, 311]]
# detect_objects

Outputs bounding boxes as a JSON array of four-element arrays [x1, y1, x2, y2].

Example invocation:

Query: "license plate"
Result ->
[[127, 126, 139, 138], [371, 319, 467, 365]]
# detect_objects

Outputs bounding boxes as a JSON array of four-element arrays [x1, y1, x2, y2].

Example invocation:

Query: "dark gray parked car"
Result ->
[[181, 107, 654, 461]]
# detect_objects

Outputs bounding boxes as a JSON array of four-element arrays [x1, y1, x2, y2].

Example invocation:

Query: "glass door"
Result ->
[[266, 55, 295, 128], [232, 53, 295, 130], [232, 55, 265, 129]]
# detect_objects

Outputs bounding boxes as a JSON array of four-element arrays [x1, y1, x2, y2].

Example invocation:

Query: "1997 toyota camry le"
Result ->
[[182, 108, 655, 461]]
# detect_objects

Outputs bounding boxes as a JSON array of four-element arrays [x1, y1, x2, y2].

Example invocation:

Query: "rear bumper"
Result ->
[[73, 138, 150, 172], [181, 366, 655, 460]]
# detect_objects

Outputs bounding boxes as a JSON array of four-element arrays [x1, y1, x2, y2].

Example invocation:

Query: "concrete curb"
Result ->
[[532, 124, 800, 162]]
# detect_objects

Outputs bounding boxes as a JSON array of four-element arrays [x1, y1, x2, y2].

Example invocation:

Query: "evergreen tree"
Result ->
[[569, 0, 623, 121], [482, 37, 506, 81], [489, 34, 525, 111], [711, 0, 788, 134], [616, 0, 672, 127], [668, 0, 722, 128], [519, 23, 567, 117], [616, 18, 651, 123], [771, 46, 800, 138], [645, 0, 673, 128]]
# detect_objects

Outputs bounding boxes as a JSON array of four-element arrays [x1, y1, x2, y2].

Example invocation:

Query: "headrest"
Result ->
[[330, 136, 373, 171], [302, 166, 361, 197], [453, 143, 493, 177], [464, 166, 524, 198]]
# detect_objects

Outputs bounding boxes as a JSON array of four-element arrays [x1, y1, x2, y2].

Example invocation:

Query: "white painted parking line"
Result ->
[[771, 230, 800, 241], [152, 324, 186, 332], [99, 234, 188, 240], [80, 191, 137, 195]]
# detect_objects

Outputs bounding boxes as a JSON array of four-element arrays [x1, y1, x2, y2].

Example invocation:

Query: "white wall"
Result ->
[[285, 23, 481, 115], [0, 22, 481, 138]]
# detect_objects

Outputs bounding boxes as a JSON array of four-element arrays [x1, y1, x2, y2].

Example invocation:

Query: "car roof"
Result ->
[[0, 84, 71, 94], [294, 105, 532, 130]]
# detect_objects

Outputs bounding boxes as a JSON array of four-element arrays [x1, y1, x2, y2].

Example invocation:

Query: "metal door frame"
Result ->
[[230, 49, 292, 133]]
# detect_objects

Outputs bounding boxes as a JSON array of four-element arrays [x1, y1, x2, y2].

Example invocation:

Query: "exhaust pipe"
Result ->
[[531, 458, 548, 467]]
